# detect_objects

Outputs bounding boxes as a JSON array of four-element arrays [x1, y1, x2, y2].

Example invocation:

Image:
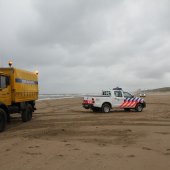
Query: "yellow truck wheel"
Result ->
[[21, 104, 33, 122], [0, 109, 7, 132], [27, 104, 33, 121]]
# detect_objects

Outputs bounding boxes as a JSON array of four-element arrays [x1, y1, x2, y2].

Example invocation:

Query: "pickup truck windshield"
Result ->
[[123, 92, 133, 98]]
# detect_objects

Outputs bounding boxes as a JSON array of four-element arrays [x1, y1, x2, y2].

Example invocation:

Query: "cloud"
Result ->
[[0, 0, 170, 93]]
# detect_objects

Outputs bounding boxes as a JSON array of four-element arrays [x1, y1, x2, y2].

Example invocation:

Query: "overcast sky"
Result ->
[[0, 0, 170, 94]]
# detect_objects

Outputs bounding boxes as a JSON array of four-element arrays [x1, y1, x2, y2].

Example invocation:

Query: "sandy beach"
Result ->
[[0, 94, 170, 170]]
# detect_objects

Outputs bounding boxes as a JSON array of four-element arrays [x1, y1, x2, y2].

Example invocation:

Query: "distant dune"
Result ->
[[146, 87, 170, 92], [144, 87, 170, 95], [134, 87, 170, 96]]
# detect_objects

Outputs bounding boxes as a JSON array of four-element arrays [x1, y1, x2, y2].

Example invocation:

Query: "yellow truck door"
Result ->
[[0, 75, 11, 105]]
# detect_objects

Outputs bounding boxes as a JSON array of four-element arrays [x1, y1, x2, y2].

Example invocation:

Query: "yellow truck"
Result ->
[[0, 66, 38, 132]]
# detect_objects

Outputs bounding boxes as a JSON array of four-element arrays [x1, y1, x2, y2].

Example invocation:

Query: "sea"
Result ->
[[38, 94, 83, 101]]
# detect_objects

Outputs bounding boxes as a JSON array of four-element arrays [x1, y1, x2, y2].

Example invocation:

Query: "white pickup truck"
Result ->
[[82, 87, 146, 113]]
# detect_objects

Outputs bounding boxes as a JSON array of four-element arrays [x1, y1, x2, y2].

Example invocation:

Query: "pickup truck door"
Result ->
[[112, 90, 124, 107]]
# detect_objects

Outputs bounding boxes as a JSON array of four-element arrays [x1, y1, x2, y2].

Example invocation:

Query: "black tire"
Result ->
[[0, 109, 7, 132], [27, 104, 33, 121], [135, 103, 143, 112], [102, 103, 111, 113], [6, 113, 11, 123], [92, 107, 101, 112], [21, 104, 33, 122], [124, 108, 130, 112]]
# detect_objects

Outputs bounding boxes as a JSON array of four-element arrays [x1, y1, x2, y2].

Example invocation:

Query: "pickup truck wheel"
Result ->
[[21, 104, 33, 122], [135, 104, 143, 112], [102, 104, 111, 113], [0, 109, 7, 132]]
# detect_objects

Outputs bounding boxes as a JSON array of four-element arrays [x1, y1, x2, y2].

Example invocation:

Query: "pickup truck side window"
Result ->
[[114, 91, 122, 97], [0, 76, 7, 89], [102, 91, 111, 96]]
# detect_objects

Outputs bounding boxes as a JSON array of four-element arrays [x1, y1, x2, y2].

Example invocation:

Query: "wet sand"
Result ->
[[0, 94, 170, 170]]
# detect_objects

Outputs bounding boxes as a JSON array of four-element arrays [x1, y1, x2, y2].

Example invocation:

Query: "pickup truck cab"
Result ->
[[82, 87, 146, 113]]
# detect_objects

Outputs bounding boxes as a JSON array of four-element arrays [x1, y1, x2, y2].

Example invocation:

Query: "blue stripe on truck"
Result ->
[[15, 78, 38, 85]]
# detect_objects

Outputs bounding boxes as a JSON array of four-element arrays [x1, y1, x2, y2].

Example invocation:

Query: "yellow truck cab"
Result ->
[[0, 66, 38, 132]]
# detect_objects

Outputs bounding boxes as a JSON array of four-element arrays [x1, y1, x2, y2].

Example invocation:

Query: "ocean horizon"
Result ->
[[38, 94, 84, 100]]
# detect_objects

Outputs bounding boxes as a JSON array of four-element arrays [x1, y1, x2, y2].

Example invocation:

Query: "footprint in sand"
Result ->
[[142, 147, 152, 150], [23, 151, 42, 156], [73, 148, 80, 151], [127, 154, 135, 158], [65, 143, 71, 146], [28, 145, 40, 149], [164, 149, 170, 155], [57, 154, 64, 157], [62, 140, 68, 143]]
